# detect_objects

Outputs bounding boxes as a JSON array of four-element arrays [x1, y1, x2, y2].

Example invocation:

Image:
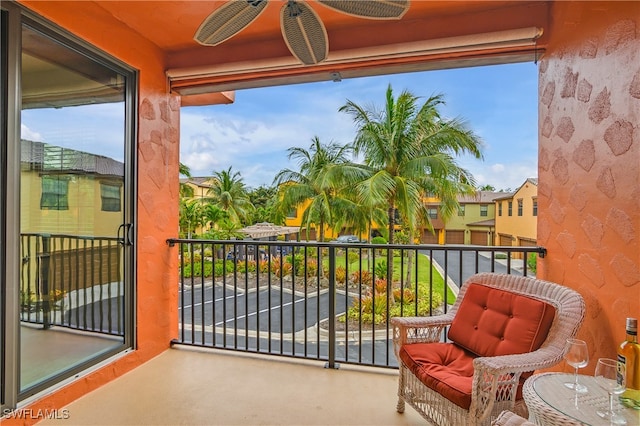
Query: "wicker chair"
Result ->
[[491, 410, 536, 426], [391, 273, 585, 426]]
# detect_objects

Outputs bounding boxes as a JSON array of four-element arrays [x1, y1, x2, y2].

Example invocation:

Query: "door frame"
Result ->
[[1, 2, 138, 409]]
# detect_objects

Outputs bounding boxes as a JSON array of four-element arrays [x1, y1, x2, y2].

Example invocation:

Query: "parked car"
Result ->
[[226, 247, 267, 261], [335, 235, 362, 243]]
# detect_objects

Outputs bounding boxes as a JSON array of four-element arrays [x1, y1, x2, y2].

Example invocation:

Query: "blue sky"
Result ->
[[180, 61, 539, 192]]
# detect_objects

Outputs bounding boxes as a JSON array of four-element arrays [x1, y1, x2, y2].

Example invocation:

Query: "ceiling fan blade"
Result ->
[[280, 1, 329, 65], [318, 0, 409, 19], [194, 0, 268, 46]]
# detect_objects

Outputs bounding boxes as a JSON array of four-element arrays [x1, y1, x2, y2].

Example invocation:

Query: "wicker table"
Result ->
[[523, 372, 640, 425]]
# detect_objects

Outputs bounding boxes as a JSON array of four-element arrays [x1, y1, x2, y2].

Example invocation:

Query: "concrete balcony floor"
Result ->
[[40, 346, 427, 426]]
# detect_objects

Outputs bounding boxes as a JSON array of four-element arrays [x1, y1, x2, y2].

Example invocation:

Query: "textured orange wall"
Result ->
[[538, 1, 640, 371], [9, 2, 179, 424]]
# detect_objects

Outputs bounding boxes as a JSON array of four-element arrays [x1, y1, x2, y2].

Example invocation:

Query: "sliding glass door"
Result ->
[[2, 4, 136, 406]]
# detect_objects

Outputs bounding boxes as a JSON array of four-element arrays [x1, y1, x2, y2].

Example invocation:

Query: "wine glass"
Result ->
[[563, 338, 589, 393], [594, 358, 627, 425]]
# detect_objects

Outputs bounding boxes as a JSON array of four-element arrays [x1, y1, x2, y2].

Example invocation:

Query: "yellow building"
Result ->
[[180, 176, 216, 201], [283, 198, 343, 241], [284, 190, 512, 245], [20, 140, 125, 299], [422, 191, 507, 245], [21, 140, 124, 237], [494, 178, 538, 247]]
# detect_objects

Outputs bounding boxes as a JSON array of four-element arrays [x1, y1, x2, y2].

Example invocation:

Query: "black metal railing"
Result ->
[[167, 238, 545, 369], [20, 232, 125, 336]]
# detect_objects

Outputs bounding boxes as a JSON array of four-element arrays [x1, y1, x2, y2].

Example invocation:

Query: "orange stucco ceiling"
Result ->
[[94, 1, 549, 54], [19, 1, 551, 100]]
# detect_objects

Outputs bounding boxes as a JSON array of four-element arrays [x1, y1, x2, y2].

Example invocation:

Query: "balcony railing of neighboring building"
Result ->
[[167, 238, 546, 369], [20, 232, 125, 336]]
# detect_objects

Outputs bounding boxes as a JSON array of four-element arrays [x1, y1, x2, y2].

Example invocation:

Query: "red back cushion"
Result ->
[[447, 282, 556, 357]]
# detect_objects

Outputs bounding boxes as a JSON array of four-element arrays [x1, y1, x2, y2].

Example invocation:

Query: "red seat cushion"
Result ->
[[400, 342, 475, 409], [399, 342, 529, 410], [447, 283, 556, 357]]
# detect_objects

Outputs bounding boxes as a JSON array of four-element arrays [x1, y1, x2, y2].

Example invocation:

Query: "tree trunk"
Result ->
[[318, 219, 325, 278], [405, 229, 414, 289], [386, 205, 395, 296]]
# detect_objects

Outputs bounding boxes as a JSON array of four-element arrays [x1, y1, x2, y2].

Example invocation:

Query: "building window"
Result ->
[[286, 208, 297, 218], [427, 208, 438, 219], [458, 205, 465, 216], [498, 202, 503, 216], [480, 205, 488, 217], [101, 183, 121, 212], [40, 175, 69, 210], [533, 198, 538, 216], [517, 199, 523, 216], [508, 201, 513, 216]]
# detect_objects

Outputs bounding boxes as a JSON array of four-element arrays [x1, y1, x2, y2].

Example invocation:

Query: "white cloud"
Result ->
[[180, 103, 356, 186], [468, 161, 537, 192], [21, 124, 43, 141], [179, 63, 538, 190]]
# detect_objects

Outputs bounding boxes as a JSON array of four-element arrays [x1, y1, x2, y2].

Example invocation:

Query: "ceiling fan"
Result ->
[[194, 0, 410, 65]]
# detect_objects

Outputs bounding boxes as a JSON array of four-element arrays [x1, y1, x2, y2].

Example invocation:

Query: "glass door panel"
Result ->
[[19, 22, 129, 394]]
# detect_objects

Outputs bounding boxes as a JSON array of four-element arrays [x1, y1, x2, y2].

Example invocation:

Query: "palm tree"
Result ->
[[339, 84, 483, 245], [478, 184, 496, 191], [247, 185, 281, 224], [202, 203, 227, 232], [340, 85, 483, 286], [179, 162, 194, 198], [206, 167, 254, 225], [179, 198, 203, 239], [273, 136, 357, 242]]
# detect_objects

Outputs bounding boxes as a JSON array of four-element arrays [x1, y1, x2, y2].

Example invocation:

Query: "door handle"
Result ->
[[118, 223, 134, 246]]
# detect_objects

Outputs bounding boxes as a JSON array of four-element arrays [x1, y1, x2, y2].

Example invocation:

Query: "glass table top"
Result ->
[[531, 373, 640, 425]]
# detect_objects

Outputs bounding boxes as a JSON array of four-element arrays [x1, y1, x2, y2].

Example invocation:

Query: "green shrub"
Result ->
[[213, 260, 235, 276], [371, 236, 387, 244], [374, 260, 387, 279], [183, 260, 213, 278], [347, 251, 359, 264], [527, 253, 537, 274]]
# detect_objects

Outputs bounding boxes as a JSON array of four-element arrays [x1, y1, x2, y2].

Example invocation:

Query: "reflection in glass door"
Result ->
[[17, 18, 134, 396], [1, 7, 8, 409]]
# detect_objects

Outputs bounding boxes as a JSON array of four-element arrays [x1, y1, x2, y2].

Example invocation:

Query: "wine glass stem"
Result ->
[[574, 366, 579, 387], [609, 392, 614, 414]]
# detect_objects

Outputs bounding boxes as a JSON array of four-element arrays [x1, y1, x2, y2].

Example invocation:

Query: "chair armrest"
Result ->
[[391, 314, 455, 358], [474, 347, 562, 376], [470, 347, 563, 423]]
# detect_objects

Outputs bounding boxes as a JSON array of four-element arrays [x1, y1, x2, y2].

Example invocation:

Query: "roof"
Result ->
[[180, 177, 217, 187], [424, 191, 512, 205], [238, 222, 300, 239], [21, 139, 124, 177], [457, 191, 510, 203], [493, 178, 538, 200], [467, 219, 496, 227]]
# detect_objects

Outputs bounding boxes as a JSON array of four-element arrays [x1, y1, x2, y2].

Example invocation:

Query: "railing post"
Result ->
[[40, 235, 51, 329], [326, 244, 338, 369]]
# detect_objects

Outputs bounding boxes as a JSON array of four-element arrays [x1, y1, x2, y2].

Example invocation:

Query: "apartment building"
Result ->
[[422, 191, 508, 245], [494, 178, 538, 248], [179, 176, 216, 200]]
